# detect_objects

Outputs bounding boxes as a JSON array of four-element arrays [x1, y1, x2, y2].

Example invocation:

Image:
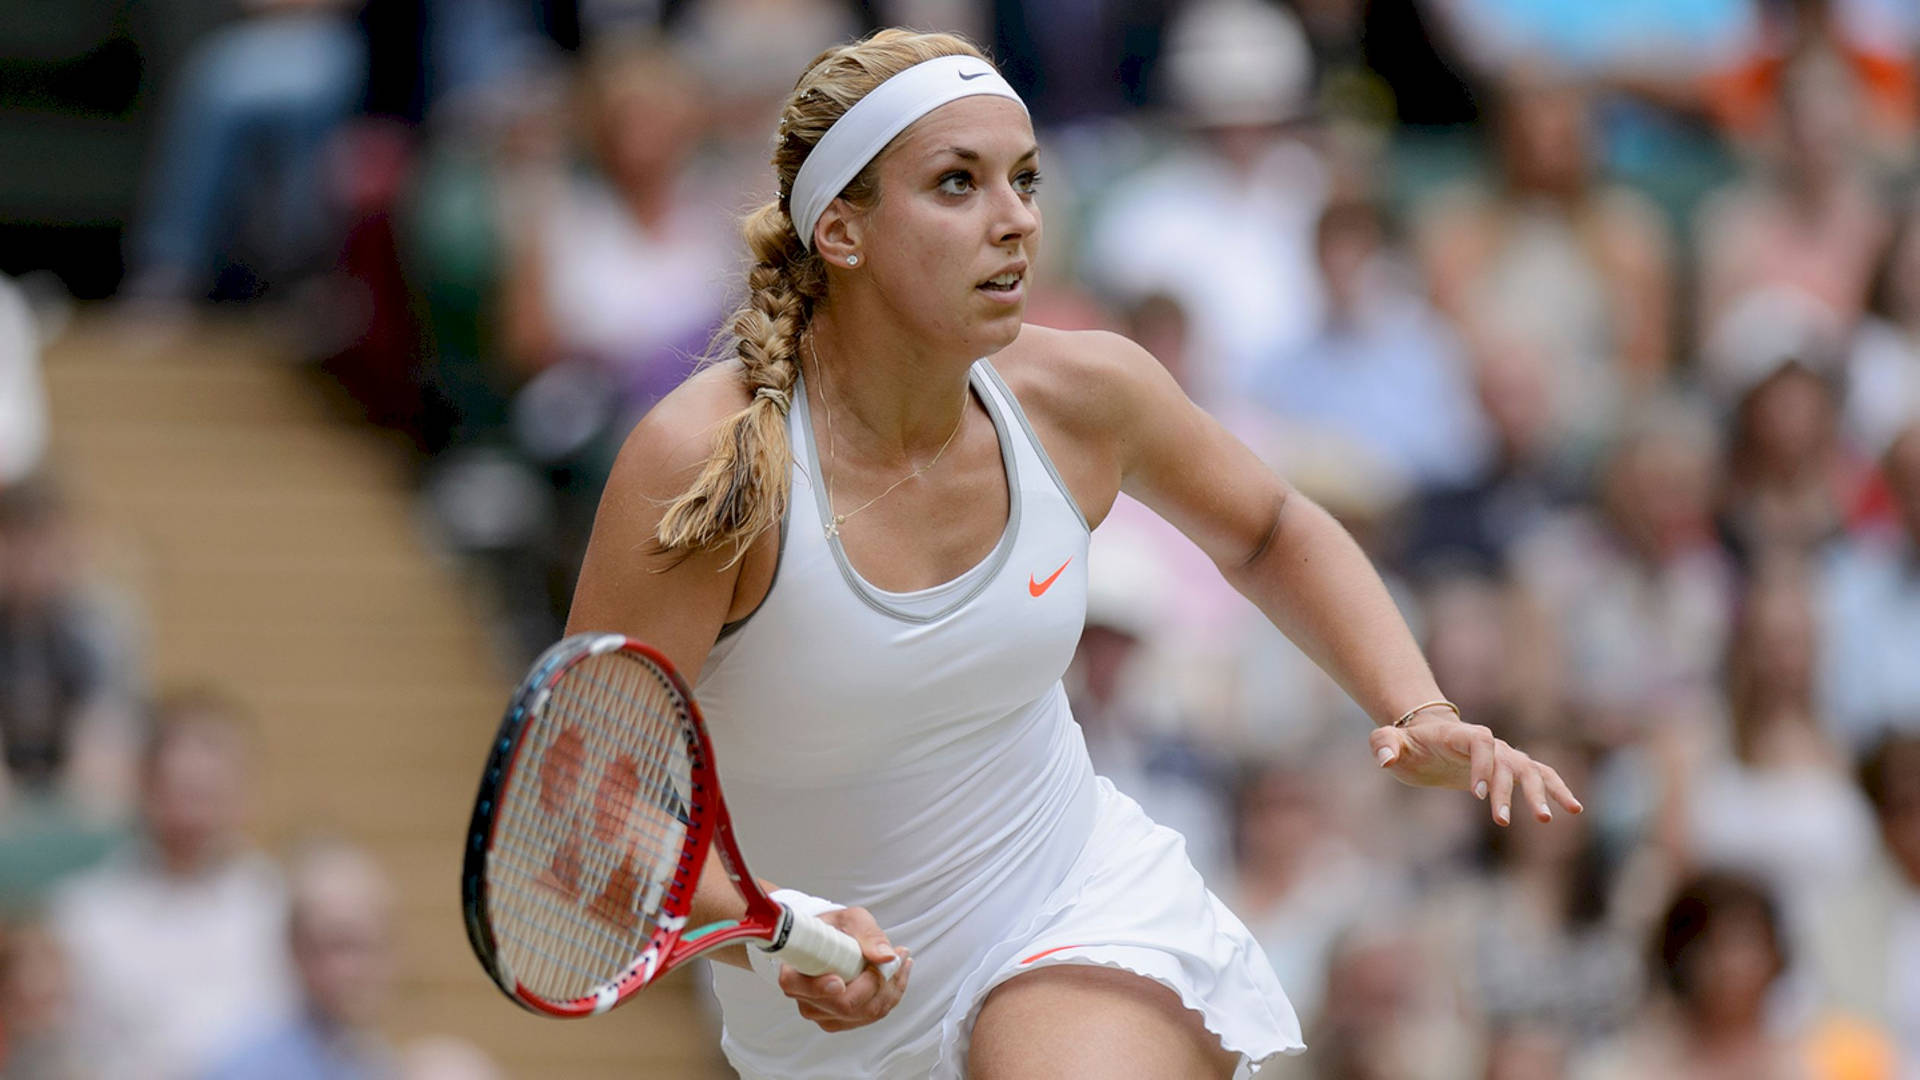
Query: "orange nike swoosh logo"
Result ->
[[1028, 557, 1072, 597]]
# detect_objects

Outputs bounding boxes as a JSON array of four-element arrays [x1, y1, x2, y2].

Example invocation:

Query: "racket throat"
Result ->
[[754, 904, 797, 955]]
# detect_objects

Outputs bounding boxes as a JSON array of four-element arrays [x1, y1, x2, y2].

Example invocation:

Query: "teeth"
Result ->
[[986, 272, 1020, 286]]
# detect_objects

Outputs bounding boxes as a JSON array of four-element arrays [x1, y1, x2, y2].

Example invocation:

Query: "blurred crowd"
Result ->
[[6, 0, 1920, 1077]]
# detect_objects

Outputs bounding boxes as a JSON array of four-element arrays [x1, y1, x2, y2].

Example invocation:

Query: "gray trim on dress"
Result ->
[[794, 362, 1021, 624], [976, 361, 1090, 535], [714, 507, 787, 642]]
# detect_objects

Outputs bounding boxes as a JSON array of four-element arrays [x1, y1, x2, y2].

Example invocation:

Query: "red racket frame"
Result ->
[[462, 634, 789, 1017]]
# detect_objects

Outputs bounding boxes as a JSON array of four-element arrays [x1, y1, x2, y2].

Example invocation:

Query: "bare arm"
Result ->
[[1063, 331, 1581, 824], [562, 368, 763, 959], [562, 369, 909, 1021]]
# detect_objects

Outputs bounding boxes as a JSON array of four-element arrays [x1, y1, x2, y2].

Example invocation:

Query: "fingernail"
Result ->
[[1474, 781, 1488, 799], [875, 952, 897, 964], [1496, 805, 1509, 824], [824, 977, 844, 994], [1571, 801, 1584, 813], [1540, 805, 1552, 821], [1376, 747, 1393, 766]]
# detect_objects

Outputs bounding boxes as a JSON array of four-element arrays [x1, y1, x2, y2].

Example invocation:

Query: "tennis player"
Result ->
[[564, 28, 1581, 1080]]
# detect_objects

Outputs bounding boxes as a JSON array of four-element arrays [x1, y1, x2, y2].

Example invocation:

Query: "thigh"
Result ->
[[966, 964, 1241, 1080]]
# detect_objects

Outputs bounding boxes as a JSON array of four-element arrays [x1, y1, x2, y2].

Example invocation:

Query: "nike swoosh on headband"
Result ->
[[959, 70, 989, 80]]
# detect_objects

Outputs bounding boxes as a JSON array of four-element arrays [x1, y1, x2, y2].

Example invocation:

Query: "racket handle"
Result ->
[[766, 904, 902, 982]]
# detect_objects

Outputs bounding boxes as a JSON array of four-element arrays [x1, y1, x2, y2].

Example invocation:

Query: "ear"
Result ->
[[813, 198, 865, 267]]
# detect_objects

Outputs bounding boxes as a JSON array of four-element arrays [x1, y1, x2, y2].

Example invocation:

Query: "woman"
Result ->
[[564, 29, 1581, 1080]]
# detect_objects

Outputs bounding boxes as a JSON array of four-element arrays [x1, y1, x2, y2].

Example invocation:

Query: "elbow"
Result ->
[[1232, 488, 1291, 573]]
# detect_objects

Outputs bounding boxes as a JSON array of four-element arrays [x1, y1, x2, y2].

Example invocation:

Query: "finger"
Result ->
[[863, 954, 913, 1021], [858, 932, 898, 967], [1517, 758, 1553, 823], [1540, 764, 1584, 814], [1369, 725, 1407, 768], [1459, 725, 1489, 799], [778, 965, 846, 1001], [824, 907, 900, 967], [831, 969, 884, 1012], [1489, 744, 1516, 826]]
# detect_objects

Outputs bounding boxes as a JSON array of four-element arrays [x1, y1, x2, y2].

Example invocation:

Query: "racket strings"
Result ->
[[486, 649, 698, 1002]]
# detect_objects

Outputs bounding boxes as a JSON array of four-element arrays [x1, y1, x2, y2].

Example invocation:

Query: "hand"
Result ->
[[774, 906, 913, 1033], [1369, 712, 1583, 826]]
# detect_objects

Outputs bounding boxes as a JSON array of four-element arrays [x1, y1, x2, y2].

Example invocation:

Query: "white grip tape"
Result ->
[[775, 905, 867, 979], [748, 889, 900, 985]]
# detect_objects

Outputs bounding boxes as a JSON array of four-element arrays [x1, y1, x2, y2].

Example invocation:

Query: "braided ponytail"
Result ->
[[652, 29, 991, 562], [653, 203, 811, 561]]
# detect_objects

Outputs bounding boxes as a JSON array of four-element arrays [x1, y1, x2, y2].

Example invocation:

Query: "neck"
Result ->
[[806, 305, 979, 461]]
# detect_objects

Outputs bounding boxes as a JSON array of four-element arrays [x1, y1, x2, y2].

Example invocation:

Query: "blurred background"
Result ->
[[3, 0, 1920, 1077]]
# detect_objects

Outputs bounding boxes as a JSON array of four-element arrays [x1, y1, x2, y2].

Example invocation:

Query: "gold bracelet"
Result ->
[[1392, 700, 1461, 728]]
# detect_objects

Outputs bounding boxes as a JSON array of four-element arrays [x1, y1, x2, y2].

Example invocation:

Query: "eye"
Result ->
[[1014, 169, 1044, 196], [937, 171, 974, 195]]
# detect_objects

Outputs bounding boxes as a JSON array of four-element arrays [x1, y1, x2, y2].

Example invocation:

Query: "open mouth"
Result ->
[[978, 269, 1025, 293]]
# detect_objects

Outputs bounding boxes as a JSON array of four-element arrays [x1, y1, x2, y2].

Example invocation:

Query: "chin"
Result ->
[[968, 305, 1027, 354]]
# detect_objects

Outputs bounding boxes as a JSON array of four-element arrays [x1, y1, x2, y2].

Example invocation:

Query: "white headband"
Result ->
[[788, 55, 1027, 250]]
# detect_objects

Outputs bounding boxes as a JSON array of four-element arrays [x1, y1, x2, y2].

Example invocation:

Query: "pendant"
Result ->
[[825, 514, 845, 539]]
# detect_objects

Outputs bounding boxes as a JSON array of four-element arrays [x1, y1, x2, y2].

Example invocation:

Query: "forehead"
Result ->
[[883, 96, 1036, 166]]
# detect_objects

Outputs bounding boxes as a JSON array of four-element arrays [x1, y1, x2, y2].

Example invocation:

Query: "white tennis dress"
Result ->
[[695, 360, 1304, 1078]]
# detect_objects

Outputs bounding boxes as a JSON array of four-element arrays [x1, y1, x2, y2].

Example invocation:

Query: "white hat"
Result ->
[[1702, 285, 1846, 405], [1161, 0, 1314, 127]]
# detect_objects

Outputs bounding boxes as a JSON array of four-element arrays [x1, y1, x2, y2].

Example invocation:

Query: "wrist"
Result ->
[[1388, 699, 1460, 728]]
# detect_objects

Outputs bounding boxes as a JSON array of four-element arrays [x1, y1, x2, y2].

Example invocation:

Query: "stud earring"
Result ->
[[846, 254, 859, 266]]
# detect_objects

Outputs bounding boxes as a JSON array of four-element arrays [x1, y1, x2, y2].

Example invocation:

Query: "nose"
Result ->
[[991, 181, 1039, 247]]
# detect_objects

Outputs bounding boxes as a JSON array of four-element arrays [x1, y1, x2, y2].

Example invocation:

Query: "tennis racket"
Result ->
[[461, 632, 893, 1017]]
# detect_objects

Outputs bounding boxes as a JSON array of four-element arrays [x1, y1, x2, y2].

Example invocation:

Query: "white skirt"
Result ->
[[726, 777, 1305, 1078], [931, 777, 1304, 1077]]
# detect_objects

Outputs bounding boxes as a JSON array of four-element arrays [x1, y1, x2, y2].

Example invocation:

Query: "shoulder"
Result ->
[[989, 324, 1173, 439], [609, 361, 753, 490]]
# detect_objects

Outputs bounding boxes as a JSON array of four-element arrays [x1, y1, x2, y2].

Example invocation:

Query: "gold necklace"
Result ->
[[807, 335, 967, 539]]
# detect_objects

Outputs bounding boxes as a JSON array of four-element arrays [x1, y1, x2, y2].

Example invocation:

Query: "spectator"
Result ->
[[1709, 288, 1866, 569], [496, 34, 734, 417], [0, 914, 87, 1080], [0, 480, 141, 821], [1404, 337, 1581, 576], [1706, 0, 1920, 163], [1806, 734, 1920, 1075], [1675, 564, 1879, 950], [121, 0, 369, 308], [1574, 870, 1896, 1080], [1426, 739, 1639, 1051], [1080, 0, 1328, 408], [1251, 197, 1492, 494], [1415, 71, 1673, 469], [1230, 759, 1407, 1029], [50, 691, 296, 1080], [1511, 401, 1734, 748], [204, 840, 397, 1080], [1276, 921, 1472, 1080], [1417, 569, 1523, 727], [1695, 53, 1890, 341], [1820, 417, 1920, 753]]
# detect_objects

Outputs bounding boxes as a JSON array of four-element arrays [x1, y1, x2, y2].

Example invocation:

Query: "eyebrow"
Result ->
[[937, 145, 1041, 164]]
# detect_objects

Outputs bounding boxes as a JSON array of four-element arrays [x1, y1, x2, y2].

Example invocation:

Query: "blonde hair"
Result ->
[[654, 29, 991, 562]]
